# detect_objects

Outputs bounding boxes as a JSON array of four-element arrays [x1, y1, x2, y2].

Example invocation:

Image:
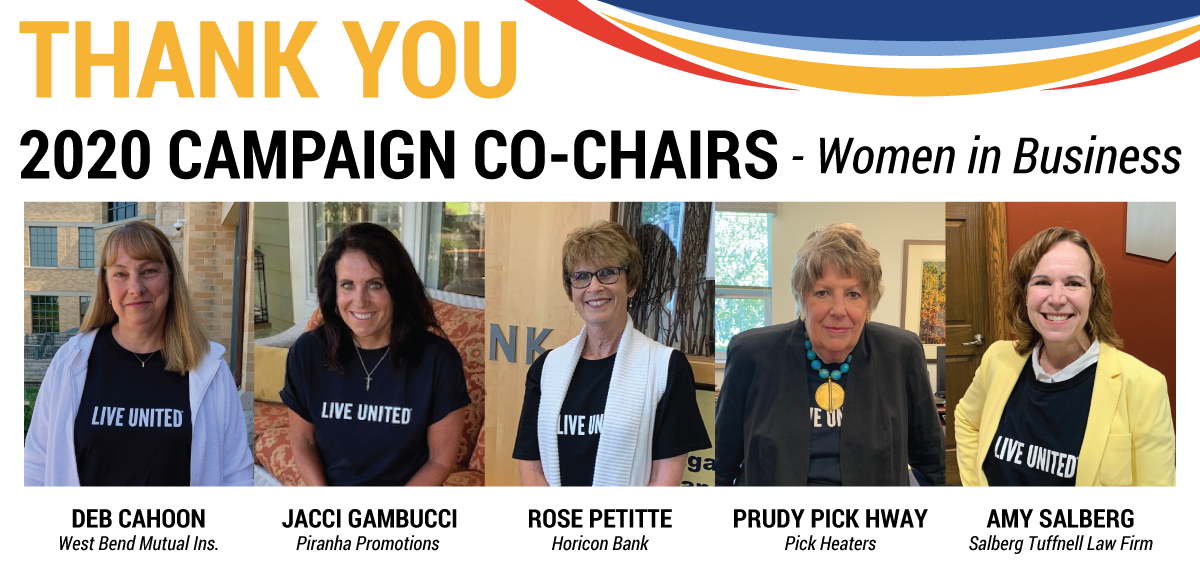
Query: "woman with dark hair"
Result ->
[[281, 223, 470, 486]]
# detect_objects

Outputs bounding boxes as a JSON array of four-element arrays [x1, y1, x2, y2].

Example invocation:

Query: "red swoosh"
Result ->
[[1048, 36, 1200, 90]]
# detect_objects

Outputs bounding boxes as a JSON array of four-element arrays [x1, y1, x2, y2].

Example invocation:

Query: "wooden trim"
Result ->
[[688, 355, 715, 387], [982, 203, 1008, 345]]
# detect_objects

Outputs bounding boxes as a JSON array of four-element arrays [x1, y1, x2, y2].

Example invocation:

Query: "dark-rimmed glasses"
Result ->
[[566, 266, 629, 289]]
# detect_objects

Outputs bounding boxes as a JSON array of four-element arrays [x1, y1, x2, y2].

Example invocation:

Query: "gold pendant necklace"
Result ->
[[814, 380, 845, 412], [806, 336, 850, 412]]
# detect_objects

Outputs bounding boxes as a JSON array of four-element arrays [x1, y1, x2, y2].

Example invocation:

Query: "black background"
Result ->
[[14, 4, 1195, 164]]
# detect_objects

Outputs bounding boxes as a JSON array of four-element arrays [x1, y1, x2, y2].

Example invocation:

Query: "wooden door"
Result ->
[[944, 202, 1007, 485]]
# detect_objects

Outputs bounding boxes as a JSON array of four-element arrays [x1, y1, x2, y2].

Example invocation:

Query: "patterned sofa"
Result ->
[[253, 295, 485, 486]]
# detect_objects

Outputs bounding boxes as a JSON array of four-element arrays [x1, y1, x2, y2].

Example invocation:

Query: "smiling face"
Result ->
[[570, 260, 635, 333], [1026, 241, 1093, 353], [335, 249, 394, 349], [802, 263, 868, 363], [106, 244, 171, 334]]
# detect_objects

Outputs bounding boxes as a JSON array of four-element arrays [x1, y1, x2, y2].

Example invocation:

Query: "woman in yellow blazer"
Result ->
[[955, 227, 1175, 486]]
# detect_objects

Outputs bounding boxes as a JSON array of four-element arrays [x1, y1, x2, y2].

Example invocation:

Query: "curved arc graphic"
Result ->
[[526, 0, 787, 90], [608, 16, 1200, 96], [1048, 36, 1200, 89], [618, 9, 1197, 56]]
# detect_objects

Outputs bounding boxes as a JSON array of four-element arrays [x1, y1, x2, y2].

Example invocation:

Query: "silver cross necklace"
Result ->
[[354, 344, 391, 391]]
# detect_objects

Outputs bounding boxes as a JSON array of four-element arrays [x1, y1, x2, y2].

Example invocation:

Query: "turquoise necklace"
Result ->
[[805, 332, 851, 411]]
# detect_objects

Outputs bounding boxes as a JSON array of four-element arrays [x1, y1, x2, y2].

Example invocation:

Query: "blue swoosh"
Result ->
[[602, 1, 1200, 42], [618, 9, 1198, 55]]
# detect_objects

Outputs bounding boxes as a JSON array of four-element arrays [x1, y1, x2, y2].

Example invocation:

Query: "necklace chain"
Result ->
[[355, 344, 391, 391], [133, 351, 155, 368]]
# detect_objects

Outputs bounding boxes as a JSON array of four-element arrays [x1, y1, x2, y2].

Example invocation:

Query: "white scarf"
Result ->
[[537, 315, 672, 486]]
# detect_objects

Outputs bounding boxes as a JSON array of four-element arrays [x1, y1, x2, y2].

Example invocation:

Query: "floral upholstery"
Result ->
[[430, 299, 486, 471], [253, 297, 485, 486]]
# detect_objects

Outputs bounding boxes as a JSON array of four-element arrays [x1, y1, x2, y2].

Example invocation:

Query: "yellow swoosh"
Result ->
[[608, 15, 1200, 96]]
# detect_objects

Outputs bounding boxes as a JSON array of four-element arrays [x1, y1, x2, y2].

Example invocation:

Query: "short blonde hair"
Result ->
[[1007, 227, 1122, 356], [82, 221, 210, 373], [561, 220, 643, 299], [791, 223, 883, 318]]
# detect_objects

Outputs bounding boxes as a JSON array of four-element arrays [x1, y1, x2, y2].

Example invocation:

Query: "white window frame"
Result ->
[[715, 287, 772, 362], [290, 202, 462, 319], [714, 211, 773, 363]]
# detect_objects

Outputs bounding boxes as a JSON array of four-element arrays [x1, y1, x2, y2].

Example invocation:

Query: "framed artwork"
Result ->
[[900, 240, 946, 361]]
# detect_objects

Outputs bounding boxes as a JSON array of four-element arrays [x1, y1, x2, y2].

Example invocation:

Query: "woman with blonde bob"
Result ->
[[956, 227, 1175, 486], [513, 221, 711, 486], [716, 223, 944, 486], [25, 221, 252, 486]]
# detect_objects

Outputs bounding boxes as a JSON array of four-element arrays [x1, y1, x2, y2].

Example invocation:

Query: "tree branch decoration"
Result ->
[[677, 202, 714, 357], [629, 223, 678, 346]]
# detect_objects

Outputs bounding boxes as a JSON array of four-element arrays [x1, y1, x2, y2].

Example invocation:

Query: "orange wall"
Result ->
[[1006, 202, 1175, 424]]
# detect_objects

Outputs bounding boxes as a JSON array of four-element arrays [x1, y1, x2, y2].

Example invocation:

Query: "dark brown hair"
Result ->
[[315, 223, 442, 373], [1007, 227, 1122, 355]]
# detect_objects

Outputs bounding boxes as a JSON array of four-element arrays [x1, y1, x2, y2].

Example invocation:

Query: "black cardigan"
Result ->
[[715, 320, 945, 486]]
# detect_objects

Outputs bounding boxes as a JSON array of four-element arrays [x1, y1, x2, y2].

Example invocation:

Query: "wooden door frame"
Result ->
[[944, 202, 1008, 485]]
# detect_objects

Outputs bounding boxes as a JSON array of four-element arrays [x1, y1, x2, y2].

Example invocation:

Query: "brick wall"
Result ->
[[23, 296, 30, 334], [243, 204, 255, 392], [24, 202, 95, 222], [183, 202, 237, 363], [24, 268, 95, 292], [24, 203, 101, 334]]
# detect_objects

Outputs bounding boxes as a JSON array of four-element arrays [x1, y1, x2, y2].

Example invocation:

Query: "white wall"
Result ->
[[718, 202, 943, 392]]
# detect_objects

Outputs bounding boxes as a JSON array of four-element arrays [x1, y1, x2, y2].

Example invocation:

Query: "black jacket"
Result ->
[[715, 320, 945, 486]]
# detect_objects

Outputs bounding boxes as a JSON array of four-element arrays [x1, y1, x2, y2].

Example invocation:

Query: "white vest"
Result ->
[[537, 315, 673, 486]]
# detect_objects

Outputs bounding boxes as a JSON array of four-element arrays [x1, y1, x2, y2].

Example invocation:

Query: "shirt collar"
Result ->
[[1031, 339, 1100, 383]]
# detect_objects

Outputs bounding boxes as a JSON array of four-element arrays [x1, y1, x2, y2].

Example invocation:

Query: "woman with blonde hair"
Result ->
[[716, 223, 944, 486], [955, 227, 1175, 486], [513, 220, 711, 486], [25, 221, 252, 486]]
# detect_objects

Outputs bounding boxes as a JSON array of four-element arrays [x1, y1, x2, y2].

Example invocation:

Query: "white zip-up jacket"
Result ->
[[24, 330, 253, 486]]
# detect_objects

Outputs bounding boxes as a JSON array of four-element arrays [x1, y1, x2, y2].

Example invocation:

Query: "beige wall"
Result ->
[[717, 202, 944, 391], [484, 202, 613, 486], [253, 202, 295, 331]]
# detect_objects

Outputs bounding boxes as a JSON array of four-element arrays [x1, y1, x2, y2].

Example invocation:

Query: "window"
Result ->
[[31, 296, 59, 333], [79, 296, 91, 325], [30, 227, 58, 267], [106, 202, 138, 222], [79, 228, 95, 268], [715, 211, 772, 360], [424, 203, 485, 297], [308, 203, 402, 294]]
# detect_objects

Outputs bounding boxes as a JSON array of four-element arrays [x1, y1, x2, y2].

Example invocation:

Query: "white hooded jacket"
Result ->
[[24, 329, 253, 486]]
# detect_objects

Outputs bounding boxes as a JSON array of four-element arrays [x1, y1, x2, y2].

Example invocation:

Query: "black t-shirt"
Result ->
[[983, 358, 1097, 486], [74, 325, 192, 486], [279, 331, 470, 486], [806, 363, 845, 486], [512, 348, 712, 486]]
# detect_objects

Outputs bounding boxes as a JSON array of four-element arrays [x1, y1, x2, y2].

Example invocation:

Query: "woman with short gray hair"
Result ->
[[716, 223, 944, 486]]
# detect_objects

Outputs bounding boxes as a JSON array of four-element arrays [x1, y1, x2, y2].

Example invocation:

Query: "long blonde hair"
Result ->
[[82, 221, 209, 373]]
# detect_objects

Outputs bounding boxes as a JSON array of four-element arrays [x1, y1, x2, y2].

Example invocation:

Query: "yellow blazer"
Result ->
[[955, 341, 1175, 486]]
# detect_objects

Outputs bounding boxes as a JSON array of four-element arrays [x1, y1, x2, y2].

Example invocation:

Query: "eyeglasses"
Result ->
[[566, 266, 629, 289]]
